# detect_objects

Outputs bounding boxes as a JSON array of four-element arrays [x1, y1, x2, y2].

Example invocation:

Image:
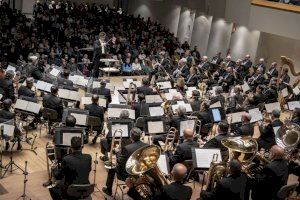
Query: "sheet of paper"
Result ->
[[209, 101, 221, 108], [149, 107, 164, 117], [287, 101, 300, 111], [111, 124, 129, 137], [177, 101, 185, 105], [50, 68, 60, 77], [27, 102, 41, 114], [212, 109, 221, 122], [145, 95, 163, 103], [81, 97, 92, 105], [98, 98, 107, 107], [157, 81, 172, 89], [126, 79, 133, 83], [0, 124, 15, 137], [194, 148, 222, 168], [227, 111, 247, 124], [14, 99, 28, 110], [58, 89, 70, 99], [69, 91, 81, 101], [281, 88, 289, 98], [180, 120, 195, 136], [70, 113, 87, 126], [92, 81, 101, 89], [293, 86, 300, 95], [148, 121, 164, 134], [242, 81, 250, 93], [157, 154, 169, 175], [172, 104, 192, 113], [248, 108, 263, 123], [188, 87, 197, 91], [169, 89, 178, 94], [108, 108, 135, 119], [44, 83, 53, 92], [265, 102, 281, 113], [62, 132, 82, 146], [6, 65, 16, 72], [36, 80, 47, 91]]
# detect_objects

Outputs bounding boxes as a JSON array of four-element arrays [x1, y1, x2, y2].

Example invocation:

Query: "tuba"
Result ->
[[275, 122, 300, 153], [126, 145, 170, 199]]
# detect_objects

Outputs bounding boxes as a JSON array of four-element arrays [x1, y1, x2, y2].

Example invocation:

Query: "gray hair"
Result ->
[[119, 110, 130, 119], [177, 105, 186, 116]]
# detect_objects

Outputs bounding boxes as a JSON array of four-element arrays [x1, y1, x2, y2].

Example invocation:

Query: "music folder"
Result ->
[[209, 101, 221, 108], [287, 101, 300, 111], [146, 120, 165, 135], [265, 102, 281, 113], [62, 109, 89, 126], [149, 106, 164, 117], [192, 148, 222, 169], [179, 120, 195, 137], [172, 103, 192, 113], [108, 119, 133, 138], [14, 99, 41, 114], [248, 108, 263, 123], [145, 95, 163, 104], [107, 108, 135, 119], [210, 108, 221, 122], [226, 111, 247, 124], [36, 80, 53, 92], [69, 75, 89, 87], [50, 68, 61, 77], [54, 127, 84, 147], [58, 88, 81, 101], [156, 81, 172, 89], [81, 96, 107, 107], [0, 123, 15, 137], [157, 154, 170, 175]]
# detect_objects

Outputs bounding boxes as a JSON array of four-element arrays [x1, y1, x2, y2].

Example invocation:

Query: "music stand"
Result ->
[[144, 117, 166, 136], [99, 58, 119, 80], [87, 116, 102, 137], [107, 119, 133, 138], [16, 161, 31, 200]]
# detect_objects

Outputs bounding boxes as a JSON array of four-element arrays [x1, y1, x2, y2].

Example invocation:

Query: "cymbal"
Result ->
[[100, 59, 119, 62]]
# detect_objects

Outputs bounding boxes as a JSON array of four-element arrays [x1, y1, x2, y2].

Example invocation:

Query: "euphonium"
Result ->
[[275, 122, 300, 153], [126, 145, 170, 199]]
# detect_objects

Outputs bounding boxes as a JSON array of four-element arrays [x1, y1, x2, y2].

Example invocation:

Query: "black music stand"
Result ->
[[144, 117, 167, 136], [16, 161, 31, 200], [42, 108, 58, 136], [107, 119, 133, 138]]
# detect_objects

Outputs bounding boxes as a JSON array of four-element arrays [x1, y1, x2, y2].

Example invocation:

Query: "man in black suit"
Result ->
[[84, 95, 105, 144], [133, 93, 149, 119], [211, 52, 223, 65], [92, 32, 107, 78], [219, 67, 235, 92], [92, 81, 111, 104], [234, 113, 254, 137], [102, 127, 147, 196], [257, 118, 276, 151], [169, 128, 199, 166], [248, 85, 265, 107], [203, 121, 229, 159], [224, 55, 235, 68], [137, 77, 154, 95], [200, 159, 249, 200], [252, 145, 289, 200], [253, 58, 265, 72], [271, 109, 283, 128], [197, 101, 212, 126], [198, 56, 210, 71], [57, 69, 73, 87], [278, 68, 290, 91], [241, 54, 253, 69], [0, 70, 15, 102], [49, 136, 92, 200], [248, 67, 265, 88], [190, 90, 201, 112], [266, 62, 278, 80], [185, 67, 198, 87], [153, 163, 192, 200], [264, 82, 278, 103], [18, 77, 35, 98], [43, 86, 64, 120]]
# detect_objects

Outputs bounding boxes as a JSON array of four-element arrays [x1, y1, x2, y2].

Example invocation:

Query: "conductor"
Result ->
[[93, 32, 107, 78]]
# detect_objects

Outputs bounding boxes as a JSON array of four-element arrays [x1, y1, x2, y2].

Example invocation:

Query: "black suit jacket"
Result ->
[[242, 59, 253, 68], [92, 87, 112, 103], [203, 134, 228, 158], [252, 159, 288, 200], [190, 99, 201, 112], [197, 111, 212, 125], [92, 39, 105, 62], [172, 139, 199, 164], [258, 123, 276, 150], [264, 88, 278, 103], [271, 119, 283, 128], [185, 74, 198, 87], [61, 151, 91, 188], [155, 182, 192, 200], [0, 109, 15, 120], [181, 65, 189, 78], [18, 86, 35, 98], [133, 101, 149, 118], [43, 94, 64, 118], [0, 77, 15, 102], [57, 77, 74, 87], [234, 123, 254, 137], [84, 103, 104, 121], [137, 85, 153, 95]]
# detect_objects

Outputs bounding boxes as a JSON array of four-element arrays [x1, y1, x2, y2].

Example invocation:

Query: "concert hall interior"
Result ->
[[0, 0, 300, 200]]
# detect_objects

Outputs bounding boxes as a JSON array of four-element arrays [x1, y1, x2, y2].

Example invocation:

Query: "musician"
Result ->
[[278, 68, 290, 91], [271, 109, 283, 127], [197, 101, 212, 126], [200, 159, 249, 200], [203, 121, 229, 158], [227, 85, 244, 113], [137, 77, 154, 95], [92, 80, 112, 104], [173, 58, 189, 79], [266, 62, 279, 80], [0, 70, 15, 102], [133, 93, 149, 119], [84, 95, 104, 144], [18, 77, 35, 98], [49, 136, 92, 200], [233, 113, 254, 137], [0, 99, 22, 150], [92, 32, 107, 78], [210, 87, 226, 108], [31, 58, 45, 80], [253, 58, 265, 72], [211, 52, 223, 65], [263, 82, 278, 103], [198, 56, 210, 71], [257, 118, 276, 151], [251, 145, 289, 200], [224, 55, 235, 68], [102, 127, 147, 196], [248, 85, 265, 107], [233, 59, 245, 81], [43, 86, 64, 120], [168, 128, 199, 166], [190, 90, 201, 112], [291, 107, 300, 125], [153, 163, 192, 200], [57, 69, 73, 87], [175, 78, 186, 95], [248, 67, 265, 88], [185, 67, 198, 87], [241, 54, 253, 69], [218, 67, 235, 92]]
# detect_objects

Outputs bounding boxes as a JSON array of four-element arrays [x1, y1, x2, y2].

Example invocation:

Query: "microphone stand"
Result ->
[[16, 161, 31, 200], [93, 152, 101, 193]]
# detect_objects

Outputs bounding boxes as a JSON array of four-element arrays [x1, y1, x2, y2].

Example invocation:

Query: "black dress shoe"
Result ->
[[102, 187, 112, 196]]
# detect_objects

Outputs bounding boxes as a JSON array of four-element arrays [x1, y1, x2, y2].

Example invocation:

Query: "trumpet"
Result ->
[[104, 129, 123, 169]]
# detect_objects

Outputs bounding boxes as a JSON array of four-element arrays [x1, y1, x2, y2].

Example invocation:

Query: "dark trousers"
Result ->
[[105, 168, 116, 192]]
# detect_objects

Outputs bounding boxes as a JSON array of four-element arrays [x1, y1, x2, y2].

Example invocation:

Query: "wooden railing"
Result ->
[[251, 0, 300, 14]]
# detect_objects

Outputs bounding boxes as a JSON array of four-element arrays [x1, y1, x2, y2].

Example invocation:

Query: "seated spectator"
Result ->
[[122, 58, 133, 75], [132, 57, 142, 75]]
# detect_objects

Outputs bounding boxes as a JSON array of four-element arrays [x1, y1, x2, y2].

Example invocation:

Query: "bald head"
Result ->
[[171, 163, 187, 182], [269, 145, 285, 160], [183, 128, 194, 140]]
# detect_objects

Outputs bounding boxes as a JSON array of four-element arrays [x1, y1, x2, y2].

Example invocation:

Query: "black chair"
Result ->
[[277, 183, 298, 200], [66, 184, 95, 200], [41, 108, 59, 136], [135, 117, 145, 130], [19, 95, 38, 103], [87, 116, 102, 136], [200, 123, 213, 138]]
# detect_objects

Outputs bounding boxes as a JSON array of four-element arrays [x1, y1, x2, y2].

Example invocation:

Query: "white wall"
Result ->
[[177, 7, 196, 44], [225, 0, 251, 26]]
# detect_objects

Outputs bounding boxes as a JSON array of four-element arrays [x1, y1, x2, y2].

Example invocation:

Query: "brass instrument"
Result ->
[[163, 127, 177, 151], [126, 82, 137, 106], [126, 145, 170, 199], [104, 129, 123, 169], [275, 122, 300, 153], [43, 142, 58, 187], [161, 100, 173, 119]]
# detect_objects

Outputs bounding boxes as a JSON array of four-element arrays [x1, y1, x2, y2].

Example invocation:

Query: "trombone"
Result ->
[[163, 127, 177, 152], [104, 129, 123, 169]]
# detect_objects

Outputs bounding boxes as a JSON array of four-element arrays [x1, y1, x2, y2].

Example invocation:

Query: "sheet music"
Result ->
[[0, 124, 15, 137], [293, 86, 300, 95], [59, 89, 81, 101], [281, 88, 288, 98], [180, 120, 195, 136], [15, 99, 28, 110], [6, 65, 16, 72], [69, 75, 89, 87], [209, 101, 221, 108], [188, 87, 197, 91], [36, 80, 53, 92], [108, 108, 135, 119], [92, 81, 101, 89], [62, 132, 82, 146], [81, 97, 92, 105], [248, 108, 263, 123], [50, 68, 60, 77], [194, 148, 222, 168], [26, 102, 41, 114], [157, 81, 172, 89], [227, 111, 247, 123], [168, 89, 177, 94], [145, 95, 163, 103], [149, 107, 164, 116], [242, 81, 250, 93], [148, 121, 164, 134], [265, 102, 281, 113], [70, 113, 87, 126], [212, 109, 221, 122], [287, 101, 300, 111], [157, 154, 169, 175], [111, 124, 128, 137], [98, 98, 107, 107], [172, 104, 193, 113], [69, 91, 81, 101], [126, 79, 133, 83]]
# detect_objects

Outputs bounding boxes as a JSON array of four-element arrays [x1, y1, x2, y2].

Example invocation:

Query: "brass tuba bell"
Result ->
[[275, 122, 300, 150]]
